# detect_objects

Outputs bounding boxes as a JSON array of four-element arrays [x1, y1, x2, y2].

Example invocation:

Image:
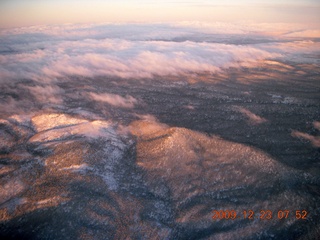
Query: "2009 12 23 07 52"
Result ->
[[212, 210, 308, 220]]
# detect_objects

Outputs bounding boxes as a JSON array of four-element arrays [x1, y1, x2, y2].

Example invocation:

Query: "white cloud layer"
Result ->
[[0, 23, 319, 81], [236, 107, 267, 125], [291, 121, 320, 148], [89, 93, 138, 108], [291, 130, 320, 148], [26, 85, 64, 105]]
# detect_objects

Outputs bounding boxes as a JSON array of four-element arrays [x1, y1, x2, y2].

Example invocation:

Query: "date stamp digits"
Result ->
[[212, 210, 308, 220]]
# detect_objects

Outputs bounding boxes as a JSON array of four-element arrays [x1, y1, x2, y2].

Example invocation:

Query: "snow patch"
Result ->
[[60, 164, 91, 173], [0, 179, 25, 204], [29, 114, 117, 142], [32, 113, 88, 132]]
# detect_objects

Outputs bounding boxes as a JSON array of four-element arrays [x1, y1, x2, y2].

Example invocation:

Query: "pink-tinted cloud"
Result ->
[[291, 121, 320, 148], [236, 107, 267, 125], [313, 121, 320, 131], [291, 131, 320, 148], [27, 85, 64, 105], [89, 92, 138, 108], [1, 23, 319, 81], [38, 40, 281, 79]]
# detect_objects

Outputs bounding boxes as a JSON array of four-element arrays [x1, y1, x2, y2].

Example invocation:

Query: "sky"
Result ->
[[0, 0, 319, 28]]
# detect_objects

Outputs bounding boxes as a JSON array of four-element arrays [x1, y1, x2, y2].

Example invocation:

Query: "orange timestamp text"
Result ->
[[212, 210, 308, 220]]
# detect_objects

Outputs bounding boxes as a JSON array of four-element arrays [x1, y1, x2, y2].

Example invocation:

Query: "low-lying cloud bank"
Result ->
[[0, 23, 319, 81], [89, 93, 138, 108], [235, 106, 267, 125], [291, 121, 320, 148]]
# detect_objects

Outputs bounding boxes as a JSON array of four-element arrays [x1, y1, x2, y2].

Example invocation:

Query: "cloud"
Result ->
[[0, 23, 319, 81], [283, 29, 320, 38], [313, 121, 320, 131], [129, 118, 169, 138], [27, 85, 64, 105], [259, 40, 320, 63], [0, 97, 22, 116], [0, 38, 281, 80], [291, 121, 320, 148], [236, 107, 267, 125], [291, 130, 320, 148], [134, 114, 159, 122], [89, 92, 138, 108]]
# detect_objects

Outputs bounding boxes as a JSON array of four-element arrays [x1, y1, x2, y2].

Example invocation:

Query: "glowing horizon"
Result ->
[[0, 0, 319, 28]]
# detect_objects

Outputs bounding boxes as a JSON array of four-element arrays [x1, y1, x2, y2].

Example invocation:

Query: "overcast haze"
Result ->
[[1, 0, 320, 28]]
